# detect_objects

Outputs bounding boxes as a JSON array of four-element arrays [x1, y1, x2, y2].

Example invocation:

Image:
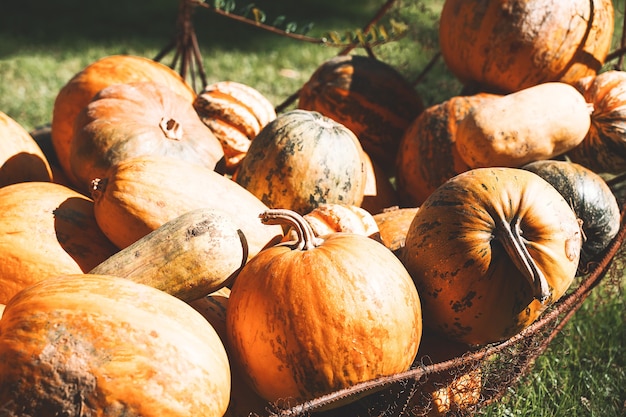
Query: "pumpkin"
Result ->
[[190, 288, 271, 417], [0, 181, 118, 304], [90, 208, 247, 302], [522, 159, 621, 272], [372, 206, 420, 253], [439, 0, 615, 94], [282, 203, 382, 243], [569, 70, 626, 174], [70, 81, 224, 193], [0, 111, 53, 186], [90, 156, 283, 259], [298, 54, 424, 170], [226, 209, 422, 404], [400, 167, 582, 345], [234, 109, 367, 215], [455, 82, 592, 168], [395, 93, 499, 207], [361, 150, 399, 214], [194, 80, 277, 174], [0, 274, 230, 417], [51, 54, 196, 186]]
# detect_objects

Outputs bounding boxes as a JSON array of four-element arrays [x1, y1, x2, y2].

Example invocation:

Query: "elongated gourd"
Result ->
[[90, 208, 247, 302], [456, 82, 593, 168]]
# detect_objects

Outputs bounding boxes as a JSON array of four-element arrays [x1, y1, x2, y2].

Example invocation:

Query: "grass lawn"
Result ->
[[0, 1, 624, 416]]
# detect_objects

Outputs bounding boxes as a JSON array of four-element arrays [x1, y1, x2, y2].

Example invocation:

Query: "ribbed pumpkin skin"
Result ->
[[51, 54, 196, 187], [227, 210, 422, 404], [70, 81, 223, 193], [194, 81, 276, 174], [298, 54, 424, 170], [439, 0, 614, 94], [0, 182, 118, 304], [395, 93, 499, 207], [234, 109, 367, 215], [0, 111, 53, 187], [400, 168, 582, 345], [569, 70, 626, 174], [0, 274, 230, 417], [90, 156, 283, 259]]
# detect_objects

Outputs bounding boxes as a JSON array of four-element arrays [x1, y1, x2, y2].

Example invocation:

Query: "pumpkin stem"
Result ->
[[259, 209, 323, 251], [495, 215, 551, 303], [159, 117, 184, 140], [90, 177, 107, 202]]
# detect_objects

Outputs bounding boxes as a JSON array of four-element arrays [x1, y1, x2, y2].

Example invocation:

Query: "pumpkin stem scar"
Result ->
[[495, 214, 551, 303], [259, 209, 323, 251]]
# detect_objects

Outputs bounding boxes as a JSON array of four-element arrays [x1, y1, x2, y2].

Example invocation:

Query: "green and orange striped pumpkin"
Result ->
[[298, 54, 424, 170]]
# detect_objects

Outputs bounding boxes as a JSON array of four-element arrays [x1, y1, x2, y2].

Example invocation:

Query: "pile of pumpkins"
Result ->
[[0, 0, 624, 416]]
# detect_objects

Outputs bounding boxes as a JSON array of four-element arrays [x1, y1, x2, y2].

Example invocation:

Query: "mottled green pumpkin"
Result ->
[[400, 167, 582, 345], [522, 159, 620, 271], [234, 109, 367, 215]]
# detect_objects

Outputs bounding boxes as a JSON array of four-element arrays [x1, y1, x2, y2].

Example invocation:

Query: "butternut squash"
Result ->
[[455, 82, 592, 168]]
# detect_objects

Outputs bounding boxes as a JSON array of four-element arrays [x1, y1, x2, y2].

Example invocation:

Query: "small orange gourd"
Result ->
[[227, 209, 422, 404]]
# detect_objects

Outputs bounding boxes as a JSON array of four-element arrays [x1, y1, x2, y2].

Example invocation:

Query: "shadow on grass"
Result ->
[[0, 0, 380, 57]]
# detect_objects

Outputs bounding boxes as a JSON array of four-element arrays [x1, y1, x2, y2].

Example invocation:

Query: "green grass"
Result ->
[[0, 1, 625, 416]]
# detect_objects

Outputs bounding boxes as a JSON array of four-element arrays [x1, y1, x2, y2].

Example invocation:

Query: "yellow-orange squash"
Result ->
[[400, 167, 582, 345], [90, 156, 283, 259], [569, 70, 626, 174], [70, 81, 223, 193], [455, 82, 592, 168], [0, 274, 230, 416], [0, 111, 53, 186], [298, 54, 424, 170], [0, 181, 118, 304], [227, 209, 422, 404], [439, 0, 614, 94], [51, 54, 196, 186], [194, 80, 277, 174]]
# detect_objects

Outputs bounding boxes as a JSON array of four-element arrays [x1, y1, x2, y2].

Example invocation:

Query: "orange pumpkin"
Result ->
[[298, 54, 424, 170], [0, 274, 230, 417], [400, 167, 582, 345], [372, 206, 420, 253], [0, 181, 118, 304], [395, 93, 499, 207], [190, 288, 271, 417], [569, 70, 626, 174], [361, 150, 399, 215], [439, 0, 614, 94], [70, 81, 223, 193], [226, 209, 422, 404], [194, 80, 276, 174], [51, 54, 196, 187], [0, 111, 53, 186]]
